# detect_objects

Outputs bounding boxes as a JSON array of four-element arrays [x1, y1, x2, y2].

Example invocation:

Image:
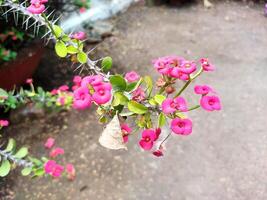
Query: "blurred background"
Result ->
[[1, 0, 267, 199]]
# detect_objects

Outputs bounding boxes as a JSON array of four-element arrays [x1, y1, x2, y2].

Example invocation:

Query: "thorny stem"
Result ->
[[0, 149, 33, 167]]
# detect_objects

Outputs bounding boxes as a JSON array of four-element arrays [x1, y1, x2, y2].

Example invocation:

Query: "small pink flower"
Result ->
[[50, 147, 65, 158], [169, 68, 190, 81], [26, 78, 33, 84], [73, 76, 82, 86], [44, 160, 56, 174], [125, 71, 140, 82], [73, 87, 92, 110], [66, 164, 76, 180], [132, 87, 145, 102], [121, 124, 132, 143], [194, 85, 213, 95], [153, 149, 163, 157], [44, 137, 55, 149], [166, 56, 185, 69], [139, 129, 157, 151], [27, 3, 45, 14], [79, 7, 86, 13], [81, 75, 103, 88], [51, 164, 64, 178], [50, 89, 58, 95], [57, 96, 66, 106], [179, 61, 197, 74], [153, 57, 170, 75], [70, 31, 86, 40], [171, 118, 192, 135], [0, 120, 9, 127], [162, 97, 187, 114], [92, 86, 111, 105], [200, 58, 215, 71], [58, 85, 69, 92], [200, 95, 221, 111]]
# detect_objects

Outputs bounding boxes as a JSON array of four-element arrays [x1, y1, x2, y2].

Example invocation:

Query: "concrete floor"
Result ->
[[2, 1, 267, 200]]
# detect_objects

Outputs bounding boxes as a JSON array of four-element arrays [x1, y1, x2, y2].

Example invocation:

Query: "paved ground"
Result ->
[[2, 1, 267, 200]]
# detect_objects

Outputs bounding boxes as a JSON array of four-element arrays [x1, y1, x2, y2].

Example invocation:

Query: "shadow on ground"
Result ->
[[2, 1, 267, 200]]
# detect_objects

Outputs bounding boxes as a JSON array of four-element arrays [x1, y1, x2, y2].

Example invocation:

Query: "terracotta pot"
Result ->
[[0, 43, 44, 90]]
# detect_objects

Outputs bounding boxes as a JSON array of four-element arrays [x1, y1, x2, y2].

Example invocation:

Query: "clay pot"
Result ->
[[0, 43, 44, 90]]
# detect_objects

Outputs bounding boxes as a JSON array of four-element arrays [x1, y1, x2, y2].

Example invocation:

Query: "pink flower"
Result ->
[[73, 87, 92, 110], [166, 56, 185, 69], [153, 57, 170, 75], [200, 58, 215, 71], [171, 118, 192, 135], [155, 128, 161, 140], [66, 164, 76, 180], [92, 86, 111, 105], [52, 164, 64, 178], [81, 75, 103, 88], [162, 97, 187, 114], [121, 124, 132, 143], [169, 68, 190, 80], [44, 160, 64, 178], [200, 95, 221, 111], [179, 61, 197, 74], [0, 120, 9, 127], [194, 85, 213, 95], [44, 137, 55, 149], [26, 78, 33, 84], [125, 71, 140, 82], [79, 7, 86, 13], [153, 150, 163, 157], [44, 160, 56, 174], [139, 129, 157, 151], [58, 85, 69, 92], [27, 2, 45, 14], [70, 32, 86, 40], [57, 96, 66, 106], [49, 147, 65, 158], [132, 87, 145, 102], [73, 76, 82, 86], [50, 89, 58, 95]]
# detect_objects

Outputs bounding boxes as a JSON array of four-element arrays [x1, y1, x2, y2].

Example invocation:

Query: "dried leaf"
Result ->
[[99, 115, 127, 150]]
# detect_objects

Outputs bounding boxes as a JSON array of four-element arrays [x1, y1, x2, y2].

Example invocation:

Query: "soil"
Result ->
[[1, 1, 267, 200]]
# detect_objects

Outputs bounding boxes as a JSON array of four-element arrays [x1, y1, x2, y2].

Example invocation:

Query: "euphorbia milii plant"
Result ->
[[0, 0, 222, 180]]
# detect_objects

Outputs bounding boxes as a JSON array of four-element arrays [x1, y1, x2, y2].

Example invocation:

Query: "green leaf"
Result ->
[[112, 92, 129, 106], [0, 88, 8, 99], [109, 75, 127, 92], [0, 160, 11, 177], [154, 94, 166, 105], [28, 157, 42, 166], [144, 76, 153, 97], [53, 25, 63, 38], [4, 138, 16, 152], [61, 35, 70, 42], [99, 116, 108, 124], [21, 167, 32, 176], [158, 113, 166, 127], [120, 112, 134, 117], [77, 52, 87, 64], [14, 147, 28, 159], [127, 100, 148, 114], [67, 45, 79, 54], [101, 56, 112, 72], [148, 98, 157, 106], [55, 41, 67, 58], [33, 168, 45, 177]]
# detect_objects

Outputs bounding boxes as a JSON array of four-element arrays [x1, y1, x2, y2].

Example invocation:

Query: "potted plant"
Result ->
[[0, 0, 91, 90]]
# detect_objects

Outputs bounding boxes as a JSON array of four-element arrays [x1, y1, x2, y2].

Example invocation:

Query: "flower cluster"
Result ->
[[43, 137, 75, 180], [27, 0, 48, 14], [0, 119, 9, 129], [72, 75, 112, 110]]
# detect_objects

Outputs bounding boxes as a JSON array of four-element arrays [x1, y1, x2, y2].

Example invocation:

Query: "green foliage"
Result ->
[[101, 56, 112, 72], [126, 78, 143, 93], [109, 75, 127, 92], [112, 92, 129, 106], [55, 41, 67, 58], [158, 113, 166, 127], [77, 52, 87, 64], [53, 25, 63, 38], [144, 76, 153, 97], [0, 160, 11, 177], [127, 100, 148, 114]]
